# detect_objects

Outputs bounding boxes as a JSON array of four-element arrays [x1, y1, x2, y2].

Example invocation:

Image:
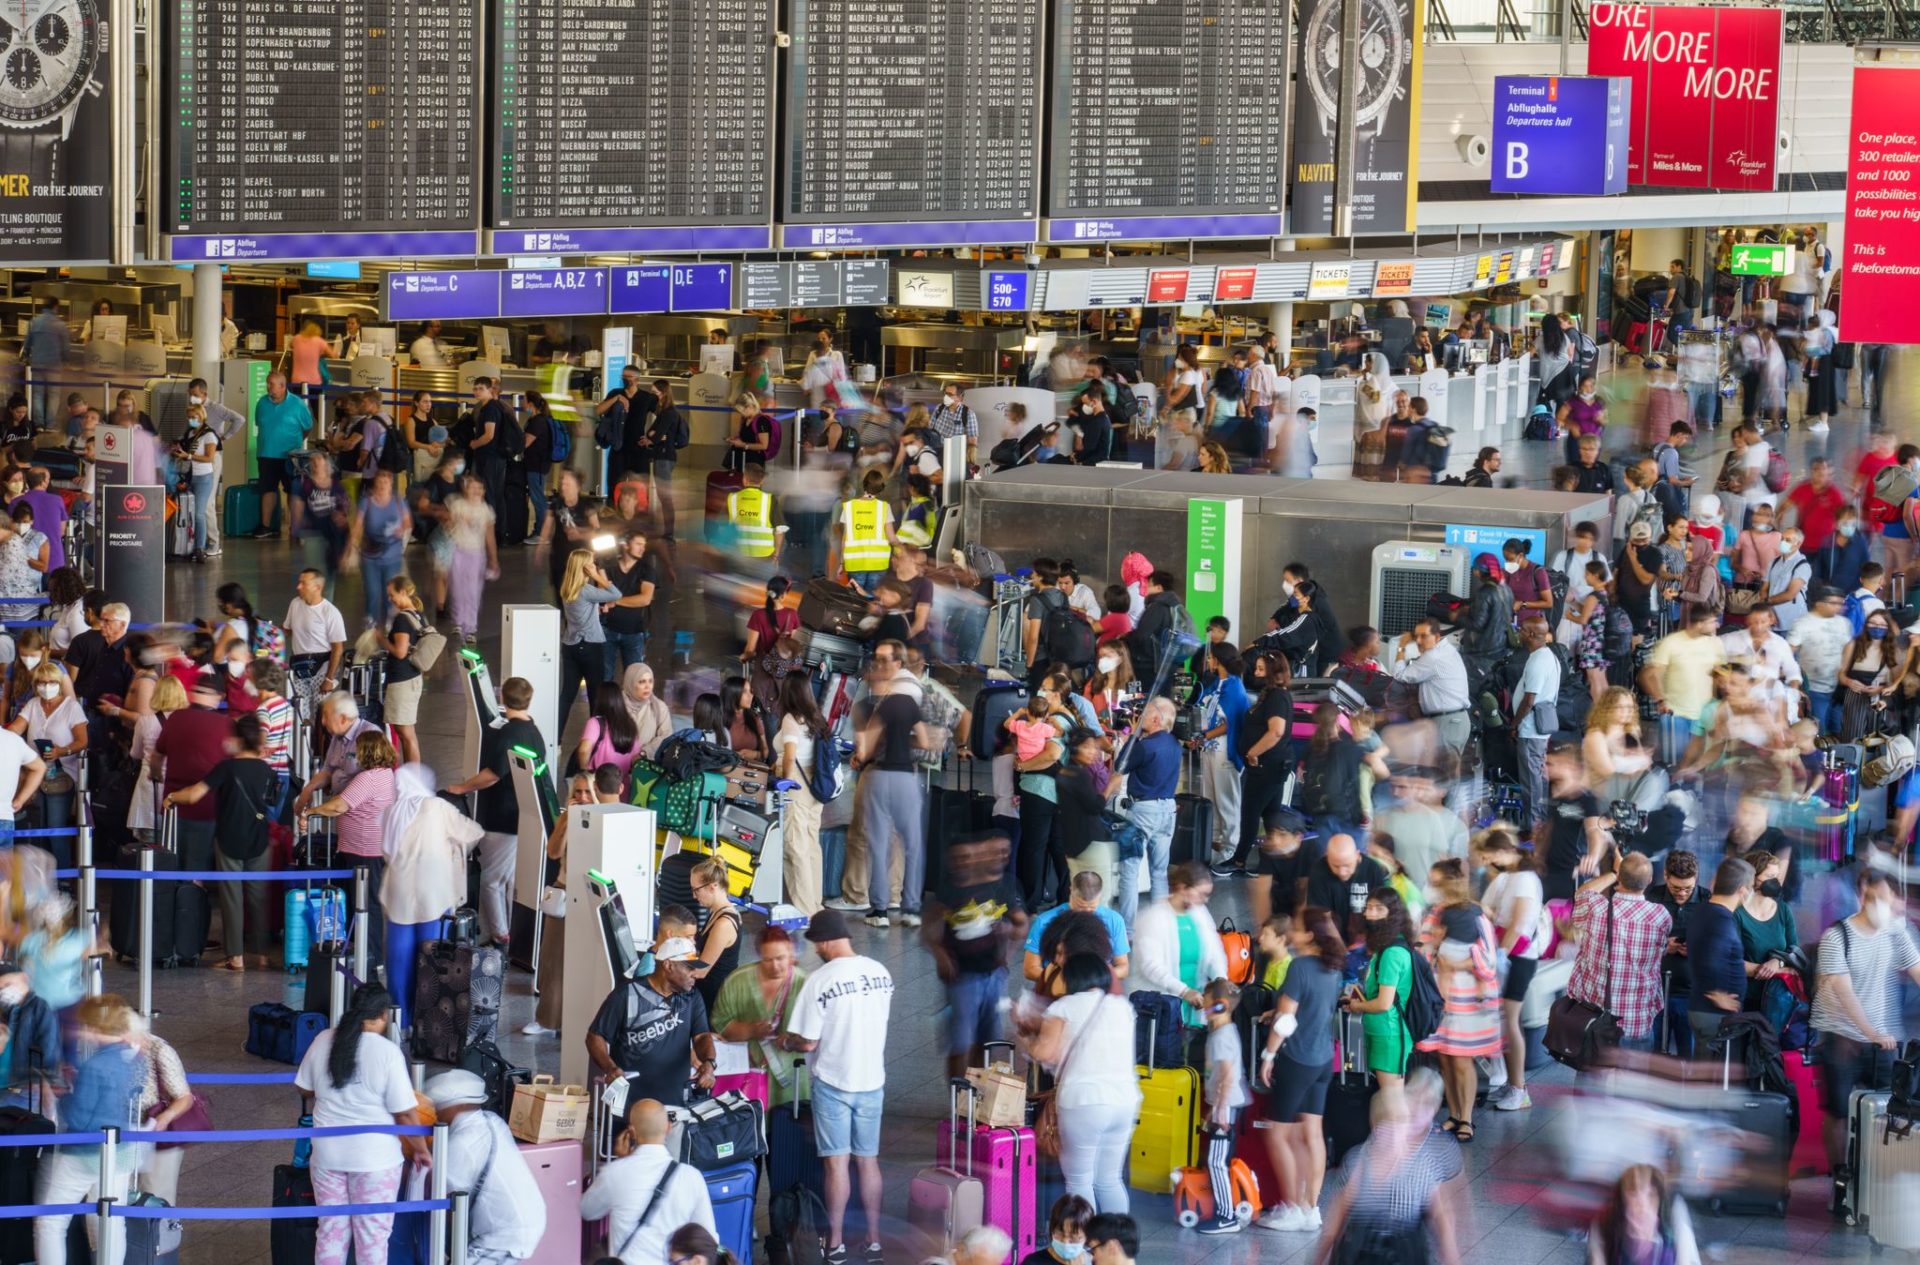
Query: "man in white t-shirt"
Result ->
[[0, 726, 45, 846], [285, 567, 347, 705], [781, 909, 894, 1265]]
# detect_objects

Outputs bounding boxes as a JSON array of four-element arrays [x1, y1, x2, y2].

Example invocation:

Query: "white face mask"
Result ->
[[0, 983, 21, 1007], [35, 684, 58, 700], [1866, 898, 1895, 930], [1579, 390, 1597, 401], [18, 655, 39, 671], [228, 659, 246, 677], [1081, 402, 1096, 415], [1282, 580, 1296, 596], [1097, 654, 1120, 673], [189, 394, 205, 407]]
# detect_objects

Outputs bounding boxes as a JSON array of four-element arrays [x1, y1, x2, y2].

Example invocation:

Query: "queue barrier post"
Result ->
[[429, 1122, 450, 1265], [97, 1125, 119, 1265], [353, 865, 370, 988], [450, 1190, 470, 1265], [329, 952, 346, 1029], [79, 862, 100, 998], [138, 849, 154, 1020]]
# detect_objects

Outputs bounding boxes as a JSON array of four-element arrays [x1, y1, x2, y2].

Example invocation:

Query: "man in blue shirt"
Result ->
[[252, 370, 314, 539], [1193, 643, 1249, 877], [1023, 871, 1131, 984], [21, 298, 67, 427], [1115, 696, 1182, 927], [1687, 855, 1754, 1048], [33, 994, 145, 1265]]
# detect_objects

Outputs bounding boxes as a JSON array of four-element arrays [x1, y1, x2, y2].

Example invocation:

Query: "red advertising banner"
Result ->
[[1213, 267, 1257, 302], [1147, 269, 1191, 303], [1841, 66, 1920, 344], [1587, 3, 1781, 190]]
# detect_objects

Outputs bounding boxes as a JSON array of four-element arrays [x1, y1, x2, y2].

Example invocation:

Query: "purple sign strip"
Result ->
[[491, 225, 772, 254], [779, 219, 1038, 249], [170, 231, 480, 262], [1045, 213, 1283, 243], [385, 271, 501, 321], [609, 265, 673, 314], [498, 267, 610, 317]]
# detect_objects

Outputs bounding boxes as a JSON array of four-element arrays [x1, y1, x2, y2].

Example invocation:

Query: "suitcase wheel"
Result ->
[[1177, 1210, 1199, 1229], [1236, 1201, 1255, 1221]]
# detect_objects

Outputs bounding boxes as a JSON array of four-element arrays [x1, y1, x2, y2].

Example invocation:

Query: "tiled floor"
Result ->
[[105, 352, 1920, 1261]]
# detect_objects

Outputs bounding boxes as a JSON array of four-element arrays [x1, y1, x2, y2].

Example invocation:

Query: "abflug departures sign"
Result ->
[[0, 0, 112, 262], [1490, 75, 1630, 197]]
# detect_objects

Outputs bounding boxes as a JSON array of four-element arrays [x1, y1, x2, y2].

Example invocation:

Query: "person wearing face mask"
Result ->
[[163, 712, 279, 971], [8, 661, 83, 839], [1734, 848, 1797, 1009], [186, 377, 242, 557], [930, 383, 980, 467], [1731, 500, 1782, 587], [0, 501, 47, 624], [899, 425, 943, 484], [1812, 865, 1920, 1169], [1761, 527, 1812, 632], [1023, 1194, 1096, 1264], [1073, 388, 1113, 466], [1838, 609, 1898, 740], [801, 329, 848, 411], [1814, 504, 1870, 595]]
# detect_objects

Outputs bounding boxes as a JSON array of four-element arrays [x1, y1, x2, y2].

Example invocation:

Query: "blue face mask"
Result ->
[[1051, 1241, 1085, 1262], [1871, 626, 1889, 640]]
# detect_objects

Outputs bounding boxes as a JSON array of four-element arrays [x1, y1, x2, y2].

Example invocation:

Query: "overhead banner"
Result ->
[[1840, 64, 1920, 344], [0, 0, 112, 262], [1291, 0, 1423, 235], [1586, 3, 1781, 190], [1490, 76, 1630, 196]]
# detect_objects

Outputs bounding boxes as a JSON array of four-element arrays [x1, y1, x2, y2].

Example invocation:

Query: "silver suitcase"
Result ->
[[1844, 1089, 1920, 1248]]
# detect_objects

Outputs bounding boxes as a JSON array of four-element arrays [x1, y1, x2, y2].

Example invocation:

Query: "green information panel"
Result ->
[[1185, 498, 1242, 633], [1730, 243, 1792, 277]]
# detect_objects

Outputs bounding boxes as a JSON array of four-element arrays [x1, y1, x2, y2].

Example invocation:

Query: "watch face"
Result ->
[[0, 0, 99, 126], [1304, 0, 1411, 133]]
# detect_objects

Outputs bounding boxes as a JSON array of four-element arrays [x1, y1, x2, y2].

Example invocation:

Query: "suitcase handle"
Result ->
[[946, 1077, 977, 1177]]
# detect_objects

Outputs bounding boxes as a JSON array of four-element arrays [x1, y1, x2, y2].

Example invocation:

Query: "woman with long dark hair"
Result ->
[[294, 983, 429, 1265], [1236, 651, 1296, 876], [691, 692, 730, 746], [1298, 700, 1366, 845], [744, 574, 802, 717], [722, 674, 770, 761], [1255, 906, 1345, 1232], [575, 681, 642, 779], [213, 581, 257, 661], [1342, 887, 1416, 1111], [1587, 1164, 1698, 1265], [775, 672, 830, 914], [1025, 952, 1139, 1214]]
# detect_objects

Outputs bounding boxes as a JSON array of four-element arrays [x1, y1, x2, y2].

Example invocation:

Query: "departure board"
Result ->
[[1046, 0, 1287, 239], [492, 0, 774, 248], [168, 0, 481, 251], [781, 0, 1044, 248]]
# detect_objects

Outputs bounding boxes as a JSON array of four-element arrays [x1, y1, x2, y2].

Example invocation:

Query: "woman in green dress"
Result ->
[[1735, 848, 1799, 1011], [710, 925, 811, 1109], [1343, 886, 1415, 1114]]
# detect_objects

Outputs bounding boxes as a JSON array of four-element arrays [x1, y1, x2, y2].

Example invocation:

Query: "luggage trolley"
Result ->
[[988, 570, 1034, 675]]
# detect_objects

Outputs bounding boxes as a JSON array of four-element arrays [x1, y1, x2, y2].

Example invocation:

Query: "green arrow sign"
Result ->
[[1730, 243, 1792, 276]]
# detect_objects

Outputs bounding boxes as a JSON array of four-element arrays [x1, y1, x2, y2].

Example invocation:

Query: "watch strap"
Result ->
[[0, 130, 58, 187]]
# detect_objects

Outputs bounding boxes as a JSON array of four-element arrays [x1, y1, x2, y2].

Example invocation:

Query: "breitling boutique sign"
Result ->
[[0, 0, 111, 262], [1291, 0, 1424, 235]]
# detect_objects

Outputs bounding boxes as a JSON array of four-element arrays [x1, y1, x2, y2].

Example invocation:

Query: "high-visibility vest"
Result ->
[[726, 486, 777, 557], [842, 497, 892, 571]]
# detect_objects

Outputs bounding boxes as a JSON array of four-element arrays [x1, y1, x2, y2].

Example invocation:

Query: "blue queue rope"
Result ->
[[0, 1204, 93, 1217], [0, 1200, 449, 1220], [12, 827, 78, 837], [187, 1072, 300, 1085], [90, 868, 359, 882]]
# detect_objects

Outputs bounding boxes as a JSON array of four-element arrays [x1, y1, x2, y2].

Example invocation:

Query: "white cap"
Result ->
[[424, 1069, 488, 1110], [654, 937, 700, 963]]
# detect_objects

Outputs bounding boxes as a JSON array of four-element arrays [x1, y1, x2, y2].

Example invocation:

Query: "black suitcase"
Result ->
[[970, 680, 1030, 759], [270, 1163, 319, 1265], [0, 1105, 53, 1265], [303, 942, 346, 1018], [925, 770, 992, 896], [1130, 991, 1183, 1069], [1171, 793, 1213, 867], [1325, 1013, 1376, 1166], [107, 844, 210, 968]]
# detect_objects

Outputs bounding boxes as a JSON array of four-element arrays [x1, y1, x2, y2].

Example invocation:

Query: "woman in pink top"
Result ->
[[287, 321, 331, 391], [574, 682, 645, 779], [1732, 502, 1784, 585], [300, 731, 400, 962]]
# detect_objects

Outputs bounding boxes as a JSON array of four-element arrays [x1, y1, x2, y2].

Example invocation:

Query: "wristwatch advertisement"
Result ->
[[0, 0, 110, 261], [1290, 0, 1422, 237]]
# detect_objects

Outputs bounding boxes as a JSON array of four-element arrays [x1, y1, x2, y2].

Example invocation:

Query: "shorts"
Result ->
[[384, 674, 424, 726], [946, 967, 1006, 1056], [811, 1080, 883, 1158], [257, 457, 296, 499], [1821, 1032, 1897, 1117], [1264, 1054, 1332, 1123], [1501, 954, 1539, 1004]]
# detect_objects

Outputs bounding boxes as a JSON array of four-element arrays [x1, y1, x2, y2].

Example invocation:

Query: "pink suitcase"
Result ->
[[935, 1083, 1036, 1263], [518, 1138, 583, 1265], [713, 1069, 770, 1113], [1787, 1048, 1829, 1176]]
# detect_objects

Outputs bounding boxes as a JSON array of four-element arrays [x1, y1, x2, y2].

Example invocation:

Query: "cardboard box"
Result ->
[[509, 1075, 589, 1143], [964, 1064, 1028, 1128]]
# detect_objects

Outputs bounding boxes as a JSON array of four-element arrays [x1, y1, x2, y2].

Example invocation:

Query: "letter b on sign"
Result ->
[[1504, 142, 1530, 181]]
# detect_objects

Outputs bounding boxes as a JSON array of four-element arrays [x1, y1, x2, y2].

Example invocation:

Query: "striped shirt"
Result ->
[[334, 766, 396, 859], [1814, 917, 1920, 1043], [256, 695, 293, 774]]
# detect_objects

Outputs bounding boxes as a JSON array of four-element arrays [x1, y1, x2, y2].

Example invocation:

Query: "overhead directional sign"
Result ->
[[1729, 242, 1793, 276]]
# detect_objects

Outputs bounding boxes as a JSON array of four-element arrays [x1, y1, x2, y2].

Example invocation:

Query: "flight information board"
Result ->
[[781, 0, 1044, 248], [167, 0, 482, 257], [1046, 0, 1288, 240], [740, 260, 893, 307], [492, 0, 775, 253]]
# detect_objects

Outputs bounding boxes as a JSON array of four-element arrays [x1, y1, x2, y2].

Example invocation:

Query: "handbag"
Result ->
[[144, 1091, 214, 1150], [540, 884, 567, 919], [1034, 999, 1099, 1159], [1725, 586, 1759, 616], [1544, 891, 1622, 1071]]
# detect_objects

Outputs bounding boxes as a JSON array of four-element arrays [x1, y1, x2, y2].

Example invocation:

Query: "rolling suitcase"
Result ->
[[705, 1160, 758, 1264], [704, 467, 743, 522], [224, 483, 262, 538], [1130, 991, 1183, 1069], [969, 679, 1030, 759], [1170, 792, 1212, 866], [170, 490, 195, 557], [1787, 1047, 1828, 1177], [767, 1103, 826, 1201], [1842, 1089, 1920, 1243], [517, 1139, 583, 1265], [270, 1162, 320, 1265], [1324, 1011, 1376, 1167], [1682, 1036, 1792, 1216], [797, 578, 869, 638], [0, 1105, 54, 1265], [124, 1190, 183, 1265], [935, 1070, 1037, 1260], [411, 935, 504, 1064], [1130, 1014, 1201, 1193], [911, 1081, 987, 1256]]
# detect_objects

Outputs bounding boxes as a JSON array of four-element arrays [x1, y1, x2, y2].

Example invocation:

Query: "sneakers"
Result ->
[[863, 1243, 884, 1265], [1208, 857, 1241, 879], [1810, 419, 1831, 434], [520, 1020, 555, 1036], [1256, 1204, 1315, 1232], [1479, 1055, 1508, 1090], [824, 1246, 848, 1265], [1489, 1084, 1532, 1111], [1298, 1207, 1322, 1232], [865, 911, 890, 928], [824, 897, 864, 912], [896, 911, 922, 928], [1198, 1216, 1244, 1236]]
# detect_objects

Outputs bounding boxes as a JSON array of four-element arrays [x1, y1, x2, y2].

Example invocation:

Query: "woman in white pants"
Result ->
[[1025, 953, 1140, 1213]]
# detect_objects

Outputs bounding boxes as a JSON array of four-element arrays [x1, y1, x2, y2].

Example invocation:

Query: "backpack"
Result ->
[[375, 418, 409, 475], [988, 435, 1024, 468], [1764, 447, 1790, 494], [1627, 494, 1664, 540], [1108, 381, 1140, 427], [807, 731, 848, 804], [1603, 603, 1635, 660], [1380, 942, 1444, 1048], [1038, 589, 1096, 670], [655, 730, 740, 781], [493, 409, 525, 464], [767, 1185, 829, 1265], [1406, 420, 1450, 472], [546, 415, 573, 465], [252, 619, 288, 666], [669, 409, 691, 451], [1681, 274, 1702, 310], [1544, 568, 1571, 630], [1523, 405, 1555, 441], [594, 397, 625, 450]]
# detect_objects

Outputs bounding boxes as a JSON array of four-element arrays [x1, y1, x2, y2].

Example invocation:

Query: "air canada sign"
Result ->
[[1586, 2, 1783, 190]]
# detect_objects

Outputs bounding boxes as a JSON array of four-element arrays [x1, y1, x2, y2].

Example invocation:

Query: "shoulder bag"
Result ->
[[1544, 890, 1622, 1070], [1034, 997, 1100, 1159]]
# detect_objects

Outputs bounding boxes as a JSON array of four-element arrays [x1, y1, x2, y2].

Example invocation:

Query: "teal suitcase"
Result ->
[[224, 483, 261, 536]]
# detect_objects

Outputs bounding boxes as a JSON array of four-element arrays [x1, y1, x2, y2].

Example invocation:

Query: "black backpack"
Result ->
[[493, 408, 525, 463], [376, 417, 409, 474], [1038, 588, 1096, 670], [1108, 381, 1140, 426], [1396, 942, 1446, 1048], [767, 1186, 829, 1265], [1681, 274, 1702, 310]]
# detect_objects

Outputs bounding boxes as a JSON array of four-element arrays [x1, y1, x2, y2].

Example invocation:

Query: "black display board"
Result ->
[[782, 0, 1042, 246], [1046, 0, 1287, 229], [739, 259, 893, 308], [492, 0, 774, 236], [167, 0, 481, 237]]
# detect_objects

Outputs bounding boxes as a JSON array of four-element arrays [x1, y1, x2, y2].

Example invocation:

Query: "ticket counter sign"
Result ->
[[1374, 262, 1415, 296], [1841, 64, 1920, 344], [1147, 269, 1192, 303], [1307, 263, 1351, 300]]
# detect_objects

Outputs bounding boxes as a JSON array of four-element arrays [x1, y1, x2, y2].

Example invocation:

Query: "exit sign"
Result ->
[[1730, 243, 1794, 276]]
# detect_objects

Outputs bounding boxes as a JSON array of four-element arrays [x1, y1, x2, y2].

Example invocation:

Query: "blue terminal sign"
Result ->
[[385, 270, 502, 321], [499, 267, 608, 318], [984, 270, 1032, 313], [1489, 75, 1631, 197]]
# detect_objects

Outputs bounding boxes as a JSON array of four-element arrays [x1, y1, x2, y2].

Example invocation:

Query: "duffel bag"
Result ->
[[679, 1091, 765, 1170], [798, 578, 872, 638]]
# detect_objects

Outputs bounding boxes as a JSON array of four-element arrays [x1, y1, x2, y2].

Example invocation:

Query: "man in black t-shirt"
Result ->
[[924, 832, 1028, 1077], [602, 529, 658, 675], [446, 677, 551, 949], [466, 377, 511, 534], [1646, 848, 1707, 1056], [585, 936, 716, 1109], [851, 642, 928, 928], [1251, 808, 1319, 927], [1303, 833, 1389, 947], [1542, 741, 1607, 903], [164, 712, 278, 970]]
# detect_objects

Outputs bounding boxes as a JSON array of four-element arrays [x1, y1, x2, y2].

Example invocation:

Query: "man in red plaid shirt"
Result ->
[[1567, 850, 1673, 1051]]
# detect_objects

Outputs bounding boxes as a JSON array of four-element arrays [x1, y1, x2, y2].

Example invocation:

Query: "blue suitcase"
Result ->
[[706, 1160, 757, 1263], [767, 1103, 825, 1203]]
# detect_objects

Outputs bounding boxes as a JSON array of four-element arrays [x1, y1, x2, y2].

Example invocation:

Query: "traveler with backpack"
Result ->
[[775, 672, 833, 915], [1810, 864, 1920, 1169], [1342, 886, 1423, 1113], [1024, 558, 1096, 690], [1666, 259, 1701, 342], [520, 390, 563, 542], [1566, 850, 1673, 1053]]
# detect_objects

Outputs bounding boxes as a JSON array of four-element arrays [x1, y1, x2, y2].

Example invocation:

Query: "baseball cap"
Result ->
[[1267, 808, 1308, 837], [804, 909, 852, 944], [653, 937, 699, 963]]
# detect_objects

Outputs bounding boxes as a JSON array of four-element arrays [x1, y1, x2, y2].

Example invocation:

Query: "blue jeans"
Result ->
[[1808, 689, 1841, 735], [1662, 995, 1695, 1058], [947, 967, 1007, 1056], [820, 826, 846, 900], [611, 632, 648, 675], [1658, 715, 1696, 765], [1116, 797, 1175, 927], [527, 475, 548, 541], [190, 472, 216, 552], [361, 553, 402, 627], [386, 915, 447, 1028], [812, 1081, 884, 1158]]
